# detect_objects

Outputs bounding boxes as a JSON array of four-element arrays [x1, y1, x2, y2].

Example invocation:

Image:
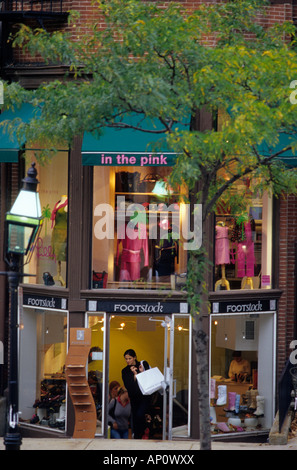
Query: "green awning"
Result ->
[[0, 104, 35, 163], [82, 115, 178, 167], [258, 133, 297, 167]]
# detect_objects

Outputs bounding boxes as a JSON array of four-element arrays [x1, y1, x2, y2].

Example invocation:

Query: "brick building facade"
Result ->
[[0, 0, 297, 441]]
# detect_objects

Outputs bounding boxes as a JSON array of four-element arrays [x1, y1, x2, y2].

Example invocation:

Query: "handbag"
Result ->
[[136, 367, 164, 395], [139, 173, 162, 193], [116, 171, 140, 192]]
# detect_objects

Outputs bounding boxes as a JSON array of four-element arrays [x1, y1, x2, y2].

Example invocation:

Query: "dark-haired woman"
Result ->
[[121, 349, 151, 439]]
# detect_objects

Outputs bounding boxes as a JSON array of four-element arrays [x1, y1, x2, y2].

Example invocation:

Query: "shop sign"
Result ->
[[23, 294, 67, 310], [212, 298, 277, 314], [95, 153, 177, 167], [88, 300, 188, 314]]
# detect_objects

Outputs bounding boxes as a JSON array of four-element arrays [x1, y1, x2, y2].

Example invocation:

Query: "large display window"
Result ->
[[92, 166, 188, 290], [209, 311, 276, 436], [23, 151, 69, 287], [19, 304, 68, 431]]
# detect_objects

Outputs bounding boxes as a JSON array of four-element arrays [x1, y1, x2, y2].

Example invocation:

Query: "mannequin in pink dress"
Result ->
[[116, 222, 149, 281], [215, 222, 230, 290]]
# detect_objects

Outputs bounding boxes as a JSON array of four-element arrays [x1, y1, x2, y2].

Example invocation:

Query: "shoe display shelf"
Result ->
[[65, 328, 97, 438]]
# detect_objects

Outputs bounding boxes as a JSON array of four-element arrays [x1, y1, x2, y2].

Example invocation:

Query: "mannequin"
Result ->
[[153, 219, 178, 279], [215, 221, 230, 291], [116, 221, 149, 281], [51, 195, 68, 286]]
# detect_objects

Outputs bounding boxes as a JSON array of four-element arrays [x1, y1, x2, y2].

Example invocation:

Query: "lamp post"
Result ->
[[2, 162, 42, 451]]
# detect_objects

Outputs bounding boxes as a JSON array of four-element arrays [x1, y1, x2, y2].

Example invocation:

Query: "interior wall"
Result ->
[[257, 313, 275, 428], [89, 315, 165, 386]]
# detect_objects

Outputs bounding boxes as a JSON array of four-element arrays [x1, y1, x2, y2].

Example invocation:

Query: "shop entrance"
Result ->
[[87, 313, 192, 440]]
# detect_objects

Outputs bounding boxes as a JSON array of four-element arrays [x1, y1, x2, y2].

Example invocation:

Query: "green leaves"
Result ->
[[1, 0, 297, 209]]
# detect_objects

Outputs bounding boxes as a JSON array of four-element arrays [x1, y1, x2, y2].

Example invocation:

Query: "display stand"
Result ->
[[212, 382, 264, 433], [65, 328, 96, 438], [241, 276, 254, 289], [215, 264, 230, 291]]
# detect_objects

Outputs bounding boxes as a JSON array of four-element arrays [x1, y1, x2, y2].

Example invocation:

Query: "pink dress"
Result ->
[[116, 223, 149, 281], [215, 225, 230, 265], [237, 222, 255, 278]]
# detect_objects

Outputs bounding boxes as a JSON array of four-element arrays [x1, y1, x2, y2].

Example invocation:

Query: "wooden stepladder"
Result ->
[[65, 328, 97, 438]]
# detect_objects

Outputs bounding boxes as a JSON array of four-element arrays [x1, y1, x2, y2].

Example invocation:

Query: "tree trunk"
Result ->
[[188, 247, 212, 450], [193, 311, 211, 450]]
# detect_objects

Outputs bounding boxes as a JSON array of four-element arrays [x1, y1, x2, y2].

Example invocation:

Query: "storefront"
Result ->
[[207, 135, 282, 437], [14, 119, 194, 439], [2, 108, 281, 440]]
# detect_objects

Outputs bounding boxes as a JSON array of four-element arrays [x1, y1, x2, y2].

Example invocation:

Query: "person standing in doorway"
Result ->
[[121, 349, 151, 439]]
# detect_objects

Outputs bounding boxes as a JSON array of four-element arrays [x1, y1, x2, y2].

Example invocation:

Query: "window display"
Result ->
[[214, 109, 273, 291], [214, 193, 272, 290], [50, 194, 68, 286], [22, 151, 69, 287], [210, 312, 276, 435], [19, 307, 68, 431], [92, 166, 187, 290]]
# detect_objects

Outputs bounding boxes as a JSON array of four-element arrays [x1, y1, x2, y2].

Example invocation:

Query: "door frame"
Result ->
[[168, 314, 192, 440], [86, 311, 192, 439]]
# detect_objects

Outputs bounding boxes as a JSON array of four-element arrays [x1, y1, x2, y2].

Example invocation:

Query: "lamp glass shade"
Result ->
[[6, 218, 40, 255], [10, 189, 41, 219], [6, 189, 42, 256], [152, 180, 168, 196]]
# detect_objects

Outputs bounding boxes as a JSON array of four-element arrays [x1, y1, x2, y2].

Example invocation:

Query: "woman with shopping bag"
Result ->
[[121, 349, 151, 439]]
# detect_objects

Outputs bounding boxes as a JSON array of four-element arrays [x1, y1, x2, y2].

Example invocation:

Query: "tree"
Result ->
[[2, 0, 297, 449]]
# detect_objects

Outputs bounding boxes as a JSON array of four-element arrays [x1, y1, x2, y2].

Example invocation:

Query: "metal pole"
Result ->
[[3, 256, 22, 451]]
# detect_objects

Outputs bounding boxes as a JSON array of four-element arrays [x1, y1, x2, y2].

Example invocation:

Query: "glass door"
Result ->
[[166, 314, 192, 439], [87, 312, 192, 439]]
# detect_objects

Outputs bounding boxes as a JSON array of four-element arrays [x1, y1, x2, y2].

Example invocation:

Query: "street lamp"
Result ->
[[2, 162, 43, 451]]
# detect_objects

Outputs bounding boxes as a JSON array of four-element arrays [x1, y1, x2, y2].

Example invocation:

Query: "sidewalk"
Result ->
[[1, 436, 297, 451]]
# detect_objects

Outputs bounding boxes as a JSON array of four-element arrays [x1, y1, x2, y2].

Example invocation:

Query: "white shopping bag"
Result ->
[[136, 367, 164, 395]]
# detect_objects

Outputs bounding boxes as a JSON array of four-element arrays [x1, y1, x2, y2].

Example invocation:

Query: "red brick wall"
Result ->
[[277, 194, 297, 377], [11, 0, 294, 63]]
